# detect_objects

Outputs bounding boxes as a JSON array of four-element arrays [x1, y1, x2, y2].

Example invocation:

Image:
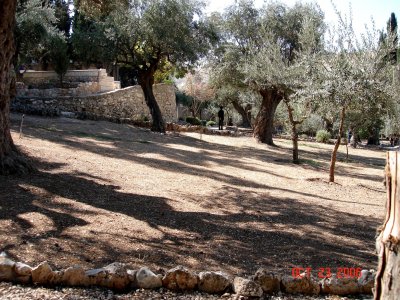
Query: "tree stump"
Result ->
[[374, 151, 400, 299]]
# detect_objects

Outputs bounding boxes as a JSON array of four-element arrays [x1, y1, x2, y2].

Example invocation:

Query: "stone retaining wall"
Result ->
[[20, 69, 120, 92], [17, 82, 101, 98], [13, 84, 177, 123], [0, 254, 375, 297]]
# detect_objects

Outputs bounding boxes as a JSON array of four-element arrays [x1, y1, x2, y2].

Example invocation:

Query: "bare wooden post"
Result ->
[[374, 151, 400, 299], [19, 114, 25, 138]]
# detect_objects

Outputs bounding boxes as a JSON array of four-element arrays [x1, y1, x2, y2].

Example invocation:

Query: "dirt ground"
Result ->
[[0, 113, 387, 279]]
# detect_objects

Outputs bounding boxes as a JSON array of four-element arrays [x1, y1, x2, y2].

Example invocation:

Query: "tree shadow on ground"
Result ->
[[11, 115, 385, 188], [3, 115, 384, 276], [0, 155, 381, 276]]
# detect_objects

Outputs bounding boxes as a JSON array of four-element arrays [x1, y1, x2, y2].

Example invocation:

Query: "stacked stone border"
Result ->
[[0, 254, 375, 297]]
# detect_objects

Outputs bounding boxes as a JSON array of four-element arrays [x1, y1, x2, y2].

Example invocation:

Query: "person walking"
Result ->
[[218, 106, 224, 130]]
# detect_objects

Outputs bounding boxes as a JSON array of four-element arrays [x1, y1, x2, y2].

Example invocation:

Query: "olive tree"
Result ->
[[102, 0, 217, 132], [210, 0, 325, 145], [0, 0, 33, 175], [208, 1, 261, 129], [319, 8, 393, 182], [16, 0, 69, 83]]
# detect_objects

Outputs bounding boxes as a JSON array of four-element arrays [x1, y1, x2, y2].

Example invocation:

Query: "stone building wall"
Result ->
[[13, 84, 177, 123]]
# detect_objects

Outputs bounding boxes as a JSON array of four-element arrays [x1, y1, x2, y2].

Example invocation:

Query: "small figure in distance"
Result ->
[[347, 129, 352, 144], [218, 106, 224, 130]]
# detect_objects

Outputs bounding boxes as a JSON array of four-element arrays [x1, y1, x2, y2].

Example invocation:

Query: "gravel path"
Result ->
[[0, 282, 374, 300]]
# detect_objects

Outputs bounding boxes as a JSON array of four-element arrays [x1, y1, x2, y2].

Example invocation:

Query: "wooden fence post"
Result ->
[[374, 151, 400, 299]]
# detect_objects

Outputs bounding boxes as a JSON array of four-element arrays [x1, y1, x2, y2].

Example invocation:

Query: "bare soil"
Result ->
[[1, 113, 387, 279]]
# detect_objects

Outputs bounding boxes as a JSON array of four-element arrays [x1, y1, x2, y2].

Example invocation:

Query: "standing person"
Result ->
[[347, 129, 352, 144], [218, 106, 224, 130]]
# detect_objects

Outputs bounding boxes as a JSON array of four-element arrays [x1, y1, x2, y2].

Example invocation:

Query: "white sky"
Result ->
[[205, 0, 400, 35]]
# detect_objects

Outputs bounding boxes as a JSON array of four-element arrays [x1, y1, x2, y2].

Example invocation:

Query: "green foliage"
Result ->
[[316, 130, 331, 143], [185, 116, 202, 125], [209, 0, 260, 109], [71, 15, 113, 67], [71, 0, 218, 132], [16, 0, 60, 66], [176, 91, 193, 106], [102, 0, 217, 72], [154, 60, 183, 84], [384, 100, 400, 136], [386, 12, 398, 64], [206, 120, 216, 126], [311, 4, 395, 155], [50, 0, 72, 38], [241, 2, 325, 93], [299, 114, 324, 136], [209, 0, 325, 145], [48, 35, 69, 83], [16, 0, 71, 81]]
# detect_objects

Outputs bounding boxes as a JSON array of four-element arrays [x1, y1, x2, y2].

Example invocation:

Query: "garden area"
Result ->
[[2, 0, 400, 298], [0, 113, 387, 298]]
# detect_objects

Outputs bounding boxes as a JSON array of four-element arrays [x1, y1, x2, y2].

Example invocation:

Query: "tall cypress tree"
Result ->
[[54, 0, 71, 37], [387, 12, 398, 64]]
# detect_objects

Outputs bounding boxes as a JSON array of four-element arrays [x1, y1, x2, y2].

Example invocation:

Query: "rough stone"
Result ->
[[320, 274, 359, 295], [100, 262, 130, 290], [61, 266, 89, 286], [162, 266, 198, 291], [281, 274, 320, 295], [0, 257, 377, 297], [358, 269, 375, 294], [198, 271, 231, 294], [85, 268, 107, 286], [127, 269, 138, 288], [232, 277, 263, 298], [14, 262, 32, 277], [0, 256, 16, 281], [253, 268, 281, 294], [15, 275, 32, 284], [31, 262, 59, 285], [83, 263, 130, 290], [136, 267, 162, 289]]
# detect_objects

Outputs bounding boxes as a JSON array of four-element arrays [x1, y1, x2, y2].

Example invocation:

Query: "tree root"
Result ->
[[0, 150, 34, 176]]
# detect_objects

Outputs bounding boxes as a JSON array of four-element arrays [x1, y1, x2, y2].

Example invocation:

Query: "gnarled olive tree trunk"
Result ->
[[0, 0, 31, 175], [231, 100, 252, 128], [329, 106, 346, 182], [374, 151, 400, 299], [138, 68, 165, 133], [284, 99, 300, 164], [253, 88, 283, 145]]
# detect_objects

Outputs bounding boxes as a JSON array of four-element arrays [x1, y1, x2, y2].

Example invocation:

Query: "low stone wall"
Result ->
[[0, 254, 375, 297], [13, 84, 177, 123], [22, 69, 99, 85], [17, 82, 101, 98], [21, 69, 120, 92]]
